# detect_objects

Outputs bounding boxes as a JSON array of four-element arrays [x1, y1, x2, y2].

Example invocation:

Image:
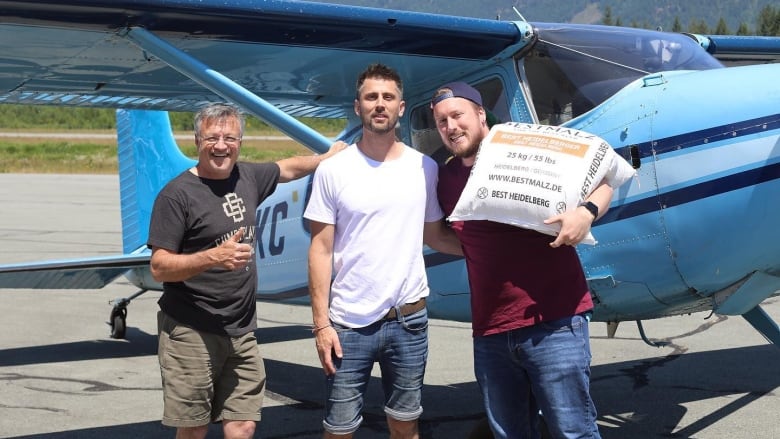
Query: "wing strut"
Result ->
[[121, 26, 333, 154], [741, 306, 780, 346]]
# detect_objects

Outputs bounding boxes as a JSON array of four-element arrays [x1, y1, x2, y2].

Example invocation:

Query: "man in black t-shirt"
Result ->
[[147, 103, 344, 439]]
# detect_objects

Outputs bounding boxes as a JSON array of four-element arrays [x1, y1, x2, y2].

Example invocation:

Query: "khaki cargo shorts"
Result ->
[[157, 311, 266, 427]]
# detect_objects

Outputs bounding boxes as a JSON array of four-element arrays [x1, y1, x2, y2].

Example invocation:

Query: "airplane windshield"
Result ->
[[523, 24, 723, 124]]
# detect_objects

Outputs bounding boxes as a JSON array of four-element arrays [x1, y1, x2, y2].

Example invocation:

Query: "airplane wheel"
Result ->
[[109, 307, 127, 339]]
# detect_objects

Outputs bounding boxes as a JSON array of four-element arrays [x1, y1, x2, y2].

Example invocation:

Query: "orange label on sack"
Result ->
[[492, 131, 589, 158]]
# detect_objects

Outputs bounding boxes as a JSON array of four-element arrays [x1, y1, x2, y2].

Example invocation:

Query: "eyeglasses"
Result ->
[[200, 135, 241, 147]]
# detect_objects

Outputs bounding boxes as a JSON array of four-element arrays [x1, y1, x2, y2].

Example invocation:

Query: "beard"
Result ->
[[448, 136, 480, 160], [362, 112, 398, 135]]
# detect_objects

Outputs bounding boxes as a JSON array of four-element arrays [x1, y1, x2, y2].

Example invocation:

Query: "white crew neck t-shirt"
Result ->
[[304, 143, 443, 327]]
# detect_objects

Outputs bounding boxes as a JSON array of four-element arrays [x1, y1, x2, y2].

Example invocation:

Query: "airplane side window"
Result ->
[[410, 106, 453, 164], [409, 77, 508, 164], [410, 113, 445, 157], [473, 78, 510, 125]]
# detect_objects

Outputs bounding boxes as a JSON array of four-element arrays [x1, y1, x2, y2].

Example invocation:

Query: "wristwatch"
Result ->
[[578, 201, 599, 219]]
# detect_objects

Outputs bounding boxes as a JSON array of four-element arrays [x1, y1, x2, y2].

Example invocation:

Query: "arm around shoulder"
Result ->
[[423, 219, 463, 256], [276, 141, 349, 183]]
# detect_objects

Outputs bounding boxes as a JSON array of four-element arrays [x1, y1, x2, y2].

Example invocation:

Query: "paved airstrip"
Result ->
[[1, 173, 778, 438]]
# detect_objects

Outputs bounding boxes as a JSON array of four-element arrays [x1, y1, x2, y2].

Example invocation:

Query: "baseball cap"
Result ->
[[431, 81, 483, 108]]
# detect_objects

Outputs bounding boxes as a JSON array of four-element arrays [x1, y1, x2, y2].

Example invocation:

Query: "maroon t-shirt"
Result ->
[[438, 158, 593, 337]]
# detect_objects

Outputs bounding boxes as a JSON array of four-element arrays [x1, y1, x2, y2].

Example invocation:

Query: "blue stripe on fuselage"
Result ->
[[601, 114, 780, 224], [599, 161, 780, 224], [615, 113, 780, 159]]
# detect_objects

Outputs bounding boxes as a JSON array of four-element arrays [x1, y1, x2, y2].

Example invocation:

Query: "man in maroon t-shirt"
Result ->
[[431, 82, 612, 439]]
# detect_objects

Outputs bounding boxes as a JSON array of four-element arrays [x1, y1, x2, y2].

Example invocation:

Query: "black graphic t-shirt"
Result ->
[[148, 162, 280, 336]]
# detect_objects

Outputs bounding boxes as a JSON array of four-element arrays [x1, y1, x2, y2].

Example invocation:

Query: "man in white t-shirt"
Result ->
[[305, 63, 462, 439]]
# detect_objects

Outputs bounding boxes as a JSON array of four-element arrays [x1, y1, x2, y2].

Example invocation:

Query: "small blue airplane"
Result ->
[[0, 0, 779, 352]]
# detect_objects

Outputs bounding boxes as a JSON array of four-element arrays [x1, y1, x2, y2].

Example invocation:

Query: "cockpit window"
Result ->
[[523, 24, 723, 124]]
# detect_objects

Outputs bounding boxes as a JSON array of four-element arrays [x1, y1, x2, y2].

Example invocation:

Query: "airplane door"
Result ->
[[566, 76, 696, 322]]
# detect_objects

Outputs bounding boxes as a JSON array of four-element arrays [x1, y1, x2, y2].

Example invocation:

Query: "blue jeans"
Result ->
[[473, 314, 601, 439], [323, 308, 429, 435]]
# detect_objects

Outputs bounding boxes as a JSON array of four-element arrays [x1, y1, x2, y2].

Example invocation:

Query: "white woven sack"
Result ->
[[448, 123, 635, 245]]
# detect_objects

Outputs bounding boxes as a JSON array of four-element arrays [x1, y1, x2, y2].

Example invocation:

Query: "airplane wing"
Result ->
[[686, 33, 780, 65], [0, 254, 150, 289], [0, 0, 525, 117]]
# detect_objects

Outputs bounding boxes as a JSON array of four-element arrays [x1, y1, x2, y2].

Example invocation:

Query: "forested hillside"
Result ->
[[315, 0, 780, 35]]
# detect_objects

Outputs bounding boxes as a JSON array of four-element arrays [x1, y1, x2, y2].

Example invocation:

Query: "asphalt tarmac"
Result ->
[[1, 173, 779, 438]]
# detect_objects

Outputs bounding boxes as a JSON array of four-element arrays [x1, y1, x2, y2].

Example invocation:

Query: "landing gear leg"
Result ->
[[636, 320, 669, 347], [108, 289, 148, 339]]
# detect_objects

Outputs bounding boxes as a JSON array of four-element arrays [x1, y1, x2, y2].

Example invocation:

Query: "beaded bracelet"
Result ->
[[311, 324, 332, 334]]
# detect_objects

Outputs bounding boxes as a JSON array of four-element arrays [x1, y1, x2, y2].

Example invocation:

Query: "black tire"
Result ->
[[110, 309, 127, 339]]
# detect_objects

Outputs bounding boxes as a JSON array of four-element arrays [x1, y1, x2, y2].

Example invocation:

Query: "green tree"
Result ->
[[602, 5, 614, 26], [736, 22, 750, 35], [688, 18, 709, 34], [714, 17, 729, 34], [672, 16, 682, 32], [757, 5, 779, 36], [771, 5, 779, 35]]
